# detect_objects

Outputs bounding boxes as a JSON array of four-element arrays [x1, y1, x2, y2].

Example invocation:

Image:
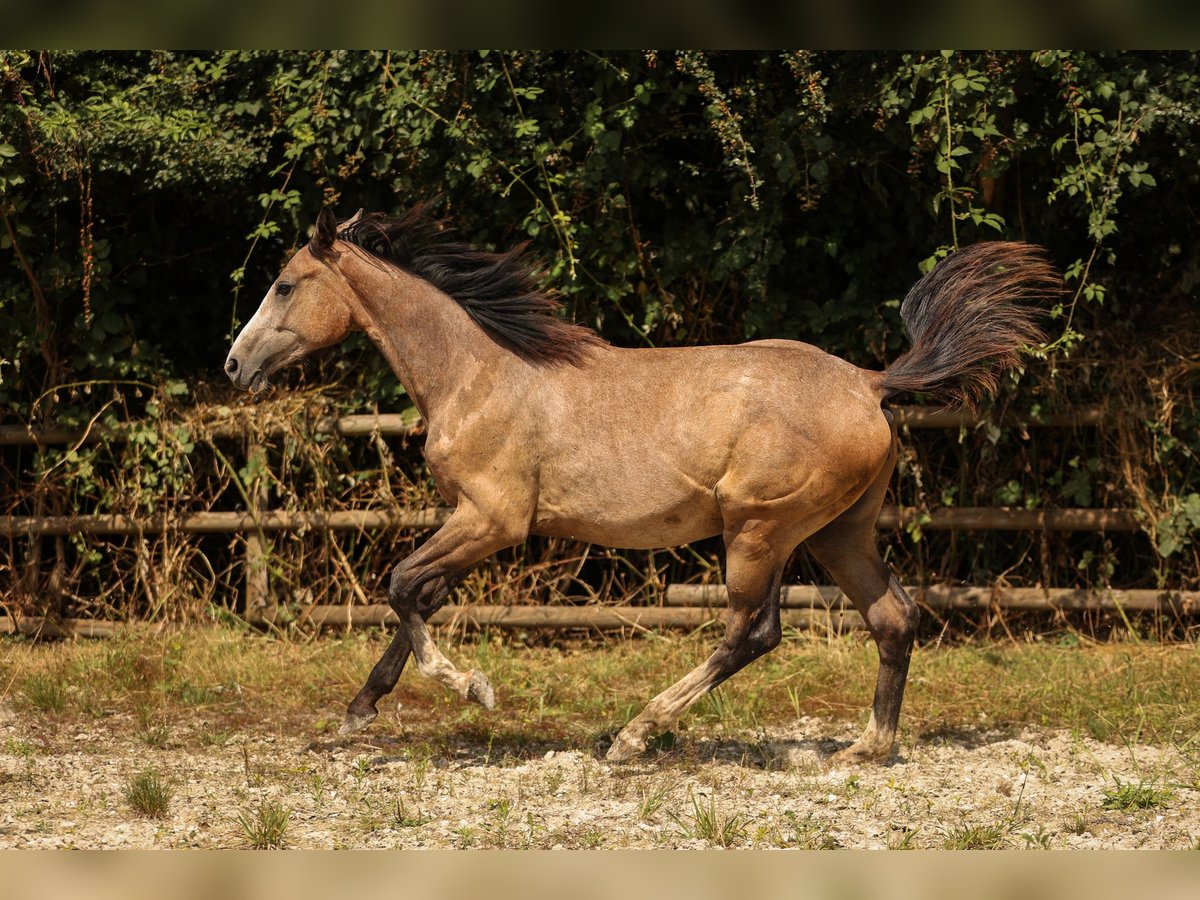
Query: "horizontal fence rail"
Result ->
[[0, 405, 1103, 447], [6, 579, 1196, 639], [665, 584, 1199, 614], [0, 606, 865, 637], [0, 413, 420, 446], [0, 508, 452, 536], [0, 505, 1140, 537], [3, 403, 1169, 636]]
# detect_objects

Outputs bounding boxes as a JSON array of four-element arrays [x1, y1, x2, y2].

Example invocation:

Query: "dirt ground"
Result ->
[[2, 699, 1196, 849]]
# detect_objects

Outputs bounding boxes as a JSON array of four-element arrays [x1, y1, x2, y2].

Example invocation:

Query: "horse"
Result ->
[[224, 203, 1057, 764]]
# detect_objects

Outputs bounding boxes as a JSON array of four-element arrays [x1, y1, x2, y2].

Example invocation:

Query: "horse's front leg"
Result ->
[[339, 570, 466, 735], [344, 503, 524, 731]]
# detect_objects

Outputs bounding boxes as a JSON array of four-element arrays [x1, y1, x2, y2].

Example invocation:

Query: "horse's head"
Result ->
[[224, 208, 359, 393]]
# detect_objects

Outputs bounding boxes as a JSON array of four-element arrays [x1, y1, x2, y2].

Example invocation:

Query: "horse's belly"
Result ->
[[532, 491, 723, 550]]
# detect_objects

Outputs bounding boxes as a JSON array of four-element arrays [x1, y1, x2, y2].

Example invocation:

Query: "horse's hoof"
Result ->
[[338, 707, 378, 736], [605, 732, 645, 763], [466, 670, 495, 710], [828, 740, 891, 767]]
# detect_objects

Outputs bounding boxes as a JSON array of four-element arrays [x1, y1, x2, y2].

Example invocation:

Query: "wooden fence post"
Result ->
[[243, 442, 273, 624]]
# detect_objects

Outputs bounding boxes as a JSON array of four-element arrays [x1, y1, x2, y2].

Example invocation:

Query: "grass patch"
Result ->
[[235, 799, 291, 849], [673, 790, 748, 847], [636, 780, 672, 820], [139, 723, 171, 749], [20, 674, 67, 713], [942, 823, 1008, 849], [1100, 777, 1175, 811], [125, 769, 173, 819], [1, 626, 1198, 751]]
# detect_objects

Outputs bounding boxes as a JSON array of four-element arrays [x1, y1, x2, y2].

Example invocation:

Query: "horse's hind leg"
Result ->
[[606, 523, 785, 762], [804, 454, 919, 764]]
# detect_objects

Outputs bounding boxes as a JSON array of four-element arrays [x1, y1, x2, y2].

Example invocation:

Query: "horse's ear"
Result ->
[[312, 207, 339, 252]]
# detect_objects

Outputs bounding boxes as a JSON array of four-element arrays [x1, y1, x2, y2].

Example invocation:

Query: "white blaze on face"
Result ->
[[225, 286, 294, 394], [232, 289, 271, 354]]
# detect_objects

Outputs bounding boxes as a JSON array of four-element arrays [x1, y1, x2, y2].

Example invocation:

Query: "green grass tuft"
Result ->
[[1101, 777, 1175, 811], [674, 790, 747, 847], [235, 800, 291, 849], [20, 674, 67, 713], [124, 769, 173, 819], [942, 823, 1008, 849]]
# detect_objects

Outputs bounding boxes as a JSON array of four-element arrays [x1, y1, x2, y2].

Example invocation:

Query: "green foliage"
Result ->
[[1100, 777, 1175, 811], [1156, 494, 1200, 558], [2, 51, 1198, 608], [5, 50, 1195, 411]]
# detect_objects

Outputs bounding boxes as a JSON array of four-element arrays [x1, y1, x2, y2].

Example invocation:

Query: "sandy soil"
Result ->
[[2, 700, 1196, 849]]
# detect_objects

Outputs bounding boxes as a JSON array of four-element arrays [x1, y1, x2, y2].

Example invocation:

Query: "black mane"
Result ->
[[316, 203, 606, 365]]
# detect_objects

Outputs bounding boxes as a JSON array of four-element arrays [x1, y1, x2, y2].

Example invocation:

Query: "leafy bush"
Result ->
[[2, 51, 1197, 617]]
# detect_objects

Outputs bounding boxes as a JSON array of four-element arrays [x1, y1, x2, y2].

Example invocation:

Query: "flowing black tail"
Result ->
[[882, 242, 1060, 409]]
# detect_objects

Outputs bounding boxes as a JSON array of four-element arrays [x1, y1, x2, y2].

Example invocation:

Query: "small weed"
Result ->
[[543, 769, 565, 794], [392, 796, 429, 828], [196, 727, 231, 748], [779, 811, 840, 849], [171, 680, 218, 707], [637, 780, 672, 821], [1016, 751, 1048, 777], [21, 675, 66, 713], [235, 800, 291, 849], [1101, 777, 1174, 811], [1066, 814, 1091, 835], [487, 795, 513, 819], [453, 826, 477, 849], [139, 723, 170, 749], [787, 685, 803, 719], [579, 827, 604, 848], [942, 823, 1007, 849], [647, 731, 677, 753], [408, 753, 431, 799], [308, 774, 326, 806], [1020, 825, 1054, 849], [699, 689, 731, 723], [674, 790, 747, 847], [4, 738, 38, 759], [124, 769, 172, 819], [240, 745, 266, 787], [887, 825, 919, 850]]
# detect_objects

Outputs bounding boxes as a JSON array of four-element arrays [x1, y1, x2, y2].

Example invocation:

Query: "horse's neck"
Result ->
[[345, 256, 506, 422]]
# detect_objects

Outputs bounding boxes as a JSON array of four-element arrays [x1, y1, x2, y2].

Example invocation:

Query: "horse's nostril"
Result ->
[[225, 356, 239, 377]]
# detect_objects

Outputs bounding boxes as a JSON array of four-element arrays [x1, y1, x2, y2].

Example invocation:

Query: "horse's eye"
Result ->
[[276, 282, 293, 298]]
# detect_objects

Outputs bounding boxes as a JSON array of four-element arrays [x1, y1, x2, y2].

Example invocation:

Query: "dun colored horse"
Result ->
[[225, 204, 1056, 764]]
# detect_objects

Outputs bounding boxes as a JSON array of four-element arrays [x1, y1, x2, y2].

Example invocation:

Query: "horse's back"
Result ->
[[527, 340, 893, 549]]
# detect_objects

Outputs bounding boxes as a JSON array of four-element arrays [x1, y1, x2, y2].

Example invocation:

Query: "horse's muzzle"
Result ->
[[223, 354, 268, 393]]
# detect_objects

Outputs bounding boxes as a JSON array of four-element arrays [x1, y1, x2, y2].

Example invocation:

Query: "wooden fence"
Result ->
[[4, 403, 1189, 637]]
